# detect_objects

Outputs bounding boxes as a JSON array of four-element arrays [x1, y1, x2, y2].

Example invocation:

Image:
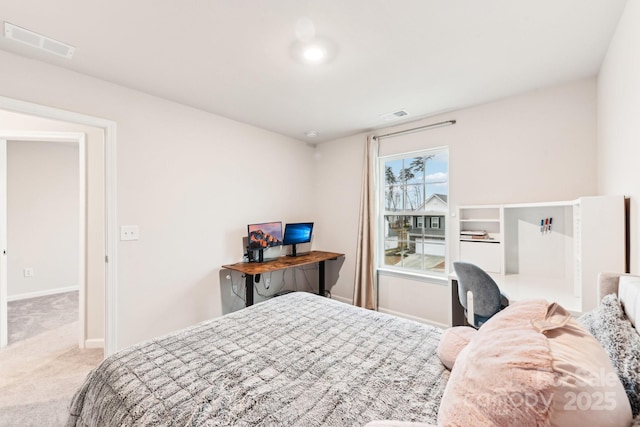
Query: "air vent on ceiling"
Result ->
[[4, 22, 75, 59], [379, 110, 410, 121]]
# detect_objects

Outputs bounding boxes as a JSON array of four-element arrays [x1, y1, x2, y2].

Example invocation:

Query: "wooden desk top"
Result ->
[[222, 250, 344, 275]]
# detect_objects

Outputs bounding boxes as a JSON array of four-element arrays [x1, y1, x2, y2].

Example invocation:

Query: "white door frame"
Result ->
[[0, 141, 5, 348], [0, 132, 86, 349], [0, 95, 118, 356]]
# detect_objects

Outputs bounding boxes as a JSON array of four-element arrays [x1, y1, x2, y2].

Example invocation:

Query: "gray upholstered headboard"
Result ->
[[598, 272, 640, 331]]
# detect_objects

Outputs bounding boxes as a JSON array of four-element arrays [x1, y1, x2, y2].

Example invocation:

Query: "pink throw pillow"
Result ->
[[438, 300, 632, 427], [437, 326, 477, 370]]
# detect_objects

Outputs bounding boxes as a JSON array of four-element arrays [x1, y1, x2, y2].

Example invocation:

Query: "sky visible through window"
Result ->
[[384, 151, 448, 212], [426, 152, 448, 196]]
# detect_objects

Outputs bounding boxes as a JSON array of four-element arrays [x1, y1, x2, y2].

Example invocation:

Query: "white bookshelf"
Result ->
[[456, 195, 626, 313], [458, 205, 503, 273]]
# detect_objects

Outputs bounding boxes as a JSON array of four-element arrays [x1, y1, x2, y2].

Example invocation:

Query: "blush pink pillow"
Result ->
[[437, 326, 476, 370], [438, 299, 632, 427]]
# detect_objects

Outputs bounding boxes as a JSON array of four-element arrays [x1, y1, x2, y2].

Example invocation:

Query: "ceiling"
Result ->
[[0, 0, 629, 143]]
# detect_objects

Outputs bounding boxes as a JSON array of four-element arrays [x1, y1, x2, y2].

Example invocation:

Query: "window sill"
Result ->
[[377, 268, 449, 286]]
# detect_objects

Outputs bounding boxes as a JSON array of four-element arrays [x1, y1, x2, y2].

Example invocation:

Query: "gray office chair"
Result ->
[[453, 261, 509, 328]]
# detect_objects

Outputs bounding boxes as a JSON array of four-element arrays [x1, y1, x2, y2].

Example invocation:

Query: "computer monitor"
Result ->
[[283, 222, 314, 257], [247, 221, 283, 262]]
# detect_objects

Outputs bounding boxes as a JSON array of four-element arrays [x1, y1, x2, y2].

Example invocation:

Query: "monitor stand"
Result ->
[[287, 244, 299, 257], [248, 248, 264, 263], [250, 248, 264, 282], [287, 244, 309, 257]]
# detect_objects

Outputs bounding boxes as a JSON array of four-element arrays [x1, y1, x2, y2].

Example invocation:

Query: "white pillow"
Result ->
[[619, 276, 640, 330]]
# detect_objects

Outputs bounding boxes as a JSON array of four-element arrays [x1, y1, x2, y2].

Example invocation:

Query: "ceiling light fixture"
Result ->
[[291, 37, 336, 65], [4, 22, 75, 59], [292, 17, 335, 65], [303, 46, 326, 62], [305, 130, 319, 138]]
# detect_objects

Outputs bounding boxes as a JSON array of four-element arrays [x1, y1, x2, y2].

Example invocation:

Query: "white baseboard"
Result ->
[[378, 307, 448, 329], [85, 338, 104, 349], [330, 294, 353, 305], [7, 285, 80, 302]]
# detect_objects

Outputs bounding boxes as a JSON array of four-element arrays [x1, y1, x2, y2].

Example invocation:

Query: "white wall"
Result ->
[[0, 29, 616, 343], [0, 110, 105, 344], [598, 0, 640, 274], [0, 50, 316, 350], [315, 77, 598, 325], [7, 141, 78, 297]]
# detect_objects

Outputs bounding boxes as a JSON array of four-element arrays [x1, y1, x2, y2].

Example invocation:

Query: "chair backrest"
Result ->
[[453, 261, 502, 320]]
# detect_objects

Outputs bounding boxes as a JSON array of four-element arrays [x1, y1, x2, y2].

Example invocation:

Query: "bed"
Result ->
[[68, 274, 640, 427], [67, 292, 448, 426]]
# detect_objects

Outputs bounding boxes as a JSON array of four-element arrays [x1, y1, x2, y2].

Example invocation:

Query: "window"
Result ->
[[430, 217, 440, 229], [379, 148, 448, 275]]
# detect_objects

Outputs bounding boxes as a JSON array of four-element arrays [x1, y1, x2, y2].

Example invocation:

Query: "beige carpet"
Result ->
[[0, 320, 103, 427], [8, 291, 80, 345]]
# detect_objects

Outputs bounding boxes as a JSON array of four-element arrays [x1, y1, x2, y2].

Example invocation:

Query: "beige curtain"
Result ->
[[353, 135, 378, 309]]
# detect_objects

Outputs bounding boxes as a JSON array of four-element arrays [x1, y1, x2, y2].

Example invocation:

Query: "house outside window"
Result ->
[[379, 148, 448, 275]]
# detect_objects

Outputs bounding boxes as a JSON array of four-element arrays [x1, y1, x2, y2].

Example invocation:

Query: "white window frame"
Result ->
[[377, 147, 449, 278], [430, 217, 440, 229]]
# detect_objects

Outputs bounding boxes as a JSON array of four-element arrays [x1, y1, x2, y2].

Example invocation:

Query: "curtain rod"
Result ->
[[373, 119, 456, 140]]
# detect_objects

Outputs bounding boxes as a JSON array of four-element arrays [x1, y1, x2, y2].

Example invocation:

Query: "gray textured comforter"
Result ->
[[68, 292, 448, 426]]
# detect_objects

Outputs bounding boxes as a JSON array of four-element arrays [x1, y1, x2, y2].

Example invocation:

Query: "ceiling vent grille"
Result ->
[[379, 110, 410, 121], [4, 22, 75, 58]]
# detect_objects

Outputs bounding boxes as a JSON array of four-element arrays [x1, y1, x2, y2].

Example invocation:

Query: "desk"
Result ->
[[222, 250, 344, 307], [449, 273, 581, 326]]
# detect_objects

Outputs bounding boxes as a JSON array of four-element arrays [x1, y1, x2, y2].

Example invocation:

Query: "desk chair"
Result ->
[[453, 261, 509, 328]]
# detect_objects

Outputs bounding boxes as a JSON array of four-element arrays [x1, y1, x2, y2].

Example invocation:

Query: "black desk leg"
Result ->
[[245, 274, 254, 307], [318, 261, 326, 297]]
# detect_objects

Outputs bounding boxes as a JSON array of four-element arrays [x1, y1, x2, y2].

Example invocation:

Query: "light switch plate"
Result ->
[[120, 225, 139, 241]]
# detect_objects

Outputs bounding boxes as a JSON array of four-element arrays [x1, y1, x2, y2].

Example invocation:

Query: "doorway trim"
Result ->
[[0, 132, 86, 349], [0, 95, 118, 356]]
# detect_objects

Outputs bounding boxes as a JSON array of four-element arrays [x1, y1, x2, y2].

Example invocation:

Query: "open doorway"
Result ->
[[5, 137, 84, 347], [0, 129, 98, 351], [0, 97, 117, 356]]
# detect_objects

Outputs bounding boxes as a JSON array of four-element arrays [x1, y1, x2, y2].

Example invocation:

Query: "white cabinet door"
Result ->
[[460, 241, 502, 273]]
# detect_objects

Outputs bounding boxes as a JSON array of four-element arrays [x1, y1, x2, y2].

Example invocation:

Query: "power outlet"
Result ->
[[24, 267, 34, 278], [120, 225, 140, 241]]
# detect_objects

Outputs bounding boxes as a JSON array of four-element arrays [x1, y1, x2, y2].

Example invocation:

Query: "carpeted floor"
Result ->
[[0, 292, 103, 427], [7, 291, 80, 344]]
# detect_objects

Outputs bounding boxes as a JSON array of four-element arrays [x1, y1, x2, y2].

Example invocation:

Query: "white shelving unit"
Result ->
[[456, 195, 626, 313], [458, 205, 503, 274]]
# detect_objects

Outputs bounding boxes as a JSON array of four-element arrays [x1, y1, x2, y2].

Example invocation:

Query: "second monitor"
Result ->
[[283, 222, 314, 257]]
